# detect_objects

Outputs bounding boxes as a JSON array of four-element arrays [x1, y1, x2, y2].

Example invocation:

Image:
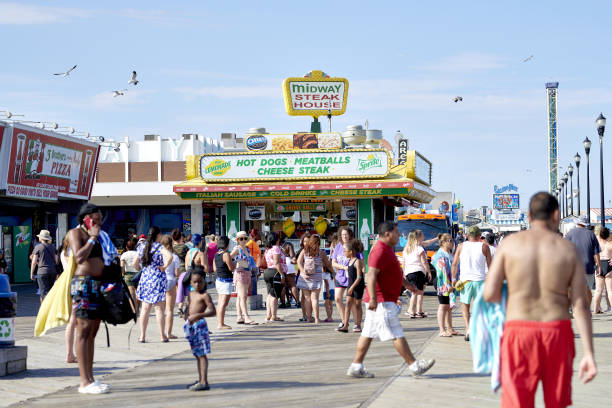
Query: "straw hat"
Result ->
[[37, 230, 53, 242]]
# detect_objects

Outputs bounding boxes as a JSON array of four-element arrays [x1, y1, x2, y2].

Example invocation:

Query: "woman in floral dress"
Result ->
[[432, 233, 461, 337], [134, 226, 168, 342]]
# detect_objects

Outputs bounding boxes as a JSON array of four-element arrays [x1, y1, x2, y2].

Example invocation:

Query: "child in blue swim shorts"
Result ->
[[184, 266, 216, 391]]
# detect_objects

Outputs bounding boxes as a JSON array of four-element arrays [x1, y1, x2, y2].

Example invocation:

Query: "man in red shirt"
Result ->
[[347, 221, 435, 378]]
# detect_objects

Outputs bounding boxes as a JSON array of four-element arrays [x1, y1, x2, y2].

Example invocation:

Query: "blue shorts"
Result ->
[[323, 288, 335, 300], [460, 280, 484, 305], [184, 318, 211, 357]]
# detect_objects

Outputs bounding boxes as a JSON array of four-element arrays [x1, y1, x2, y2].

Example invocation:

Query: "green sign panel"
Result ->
[[180, 187, 410, 200], [358, 199, 374, 262], [275, 203, 326, 212], [13, 225, 31, 283]]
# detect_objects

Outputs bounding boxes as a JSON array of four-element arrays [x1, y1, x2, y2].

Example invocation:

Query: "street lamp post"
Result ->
[[596, 113, 606, 227], [584, 137, 592, 224], [574, 153, 581, 216], [563, 173, 569, 219], [560, 179, 566, 218], [568, 164, 574, 216]]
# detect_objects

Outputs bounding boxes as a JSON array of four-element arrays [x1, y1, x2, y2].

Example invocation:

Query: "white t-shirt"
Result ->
[[403, 246, 426, 275], [120, 250, 139, 273], [286, 257, 296, 274]]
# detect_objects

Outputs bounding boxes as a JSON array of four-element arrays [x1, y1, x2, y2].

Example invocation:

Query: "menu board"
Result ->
[[199, 149, 391, 182]]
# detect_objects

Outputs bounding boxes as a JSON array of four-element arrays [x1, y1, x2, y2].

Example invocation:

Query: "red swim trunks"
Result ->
[[500, 320, 575, 408]]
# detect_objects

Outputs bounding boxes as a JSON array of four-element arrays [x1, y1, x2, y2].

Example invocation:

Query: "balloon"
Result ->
[[282, 218, 296, 237], [314, 215, 328, 235]]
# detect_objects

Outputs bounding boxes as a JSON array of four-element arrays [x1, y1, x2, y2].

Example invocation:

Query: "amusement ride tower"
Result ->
[[546, 82, 559, 193]]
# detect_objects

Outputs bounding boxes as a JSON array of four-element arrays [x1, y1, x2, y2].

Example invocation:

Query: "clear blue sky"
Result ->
[[2, 1, 612, 210]]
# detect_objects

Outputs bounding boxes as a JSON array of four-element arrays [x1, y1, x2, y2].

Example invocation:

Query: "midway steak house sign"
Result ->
[[283, 70, 349, 117], [199, 149, 390, 182], [5, 126, 99, 200]]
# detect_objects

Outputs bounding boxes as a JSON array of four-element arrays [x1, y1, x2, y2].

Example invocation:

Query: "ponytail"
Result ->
[[142, 226, 161, 267]]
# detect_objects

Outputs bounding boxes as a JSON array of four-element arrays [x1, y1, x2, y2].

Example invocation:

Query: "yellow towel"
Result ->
[[34, 254, 76, 337]]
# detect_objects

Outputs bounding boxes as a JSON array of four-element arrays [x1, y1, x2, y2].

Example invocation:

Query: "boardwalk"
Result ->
[[4, 282, 612, 407]]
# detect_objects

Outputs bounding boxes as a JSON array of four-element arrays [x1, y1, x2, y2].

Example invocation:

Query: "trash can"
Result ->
[[0, 274, 17, 347]]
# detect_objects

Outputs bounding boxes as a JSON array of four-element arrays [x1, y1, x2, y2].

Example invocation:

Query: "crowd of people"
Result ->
[[26, 193, 604, 403]]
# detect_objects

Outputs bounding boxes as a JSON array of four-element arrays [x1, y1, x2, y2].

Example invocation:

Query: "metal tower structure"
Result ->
[[546, 82, 559, 193]]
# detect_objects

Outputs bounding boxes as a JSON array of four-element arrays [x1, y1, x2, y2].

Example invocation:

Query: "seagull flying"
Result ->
[[522, 55, 534, 63], [53, 65, 77, 77], [112, 89, 128, 97], [128, 71, 139, 85], [453, 96, 463, 103]]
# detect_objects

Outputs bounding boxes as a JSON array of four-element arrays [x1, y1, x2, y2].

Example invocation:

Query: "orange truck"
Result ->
[[395, 213, 454, 285]]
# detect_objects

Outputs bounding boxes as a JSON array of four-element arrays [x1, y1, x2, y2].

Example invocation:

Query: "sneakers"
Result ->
[[346, 366, 375, 378], [78, 382, 109, 394], [408, 359, 435, 377]]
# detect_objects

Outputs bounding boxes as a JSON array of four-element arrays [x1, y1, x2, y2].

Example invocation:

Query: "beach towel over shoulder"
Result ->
[[469, 283, 507, 392], [34, 253, 77, 336]]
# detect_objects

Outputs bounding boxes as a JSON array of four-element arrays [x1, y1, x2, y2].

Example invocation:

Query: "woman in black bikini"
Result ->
[[68, 204, 109, 394]]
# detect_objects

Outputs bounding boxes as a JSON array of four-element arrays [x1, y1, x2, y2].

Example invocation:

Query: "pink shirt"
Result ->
[[265, 245, 287, 273]]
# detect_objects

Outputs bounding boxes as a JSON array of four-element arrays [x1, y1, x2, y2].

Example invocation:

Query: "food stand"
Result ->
[[174, 71, 436, 258]]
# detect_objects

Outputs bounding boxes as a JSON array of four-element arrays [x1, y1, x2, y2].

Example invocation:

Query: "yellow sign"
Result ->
[[283, 70, 349, 117], [204, 159, 231, 177], [282, 218, 296, 237], [314, 215, 328, 235], [404, 150, 432, 186]]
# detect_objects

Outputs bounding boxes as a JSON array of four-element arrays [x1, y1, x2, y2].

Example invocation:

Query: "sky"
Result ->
[[1, 0, 612, 211]]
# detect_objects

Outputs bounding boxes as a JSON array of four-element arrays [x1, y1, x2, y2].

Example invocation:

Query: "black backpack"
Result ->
[[101, 258, 137, 326]]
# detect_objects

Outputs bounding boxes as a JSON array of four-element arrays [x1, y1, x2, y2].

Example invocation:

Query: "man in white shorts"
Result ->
[[347, 221, 435, 378]]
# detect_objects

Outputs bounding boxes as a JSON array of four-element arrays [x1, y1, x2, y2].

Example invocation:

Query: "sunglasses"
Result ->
[[238, 237, 248, 241]]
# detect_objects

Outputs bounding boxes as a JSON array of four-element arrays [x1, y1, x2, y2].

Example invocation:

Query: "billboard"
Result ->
[[199, 149, 391, 182], [493, 194, 520, 209], [4, 125, 99, 201], [282, 70, 349, 117]]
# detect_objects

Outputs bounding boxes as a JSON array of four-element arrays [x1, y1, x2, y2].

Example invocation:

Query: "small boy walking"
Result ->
[[184, 266, 216, 391]]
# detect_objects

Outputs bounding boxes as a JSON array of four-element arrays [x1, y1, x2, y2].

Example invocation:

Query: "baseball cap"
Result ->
[[577, 216, 589, 226], [468, 226, 481, 237], [139, 234, 146, 239]]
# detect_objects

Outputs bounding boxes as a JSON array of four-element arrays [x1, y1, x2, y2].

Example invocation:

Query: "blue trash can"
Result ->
[[0, 274, 17, 347]]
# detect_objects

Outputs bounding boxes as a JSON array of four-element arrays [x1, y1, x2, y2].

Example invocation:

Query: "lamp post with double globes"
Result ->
[[596, 113, 606, 227], [584, 137, 592, 223], [574, 153, 581, 216]]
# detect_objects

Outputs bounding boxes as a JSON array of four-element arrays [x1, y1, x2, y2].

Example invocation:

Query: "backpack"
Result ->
[[303, 254, 316, 276], [182, 247, 200, 286], [100, 258, 137, 326]]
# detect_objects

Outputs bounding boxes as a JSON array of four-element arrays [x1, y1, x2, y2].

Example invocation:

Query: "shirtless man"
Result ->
[[483, 192, 596, 407], [68, 204, 109, 394]]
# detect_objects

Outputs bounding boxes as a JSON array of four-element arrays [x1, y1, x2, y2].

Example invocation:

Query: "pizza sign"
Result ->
[[4, 125, 99, 200]]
